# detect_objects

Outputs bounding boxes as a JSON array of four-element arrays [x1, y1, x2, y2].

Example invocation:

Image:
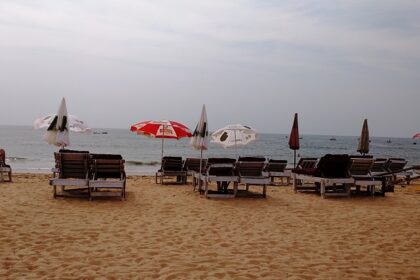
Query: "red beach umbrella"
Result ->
[[289, 113, 300, 168], [130, 120, 192, 160], [413, 133, 420, 139]]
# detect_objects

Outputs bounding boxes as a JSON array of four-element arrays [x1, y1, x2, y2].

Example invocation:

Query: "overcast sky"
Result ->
[[0, 0, 419, 137]]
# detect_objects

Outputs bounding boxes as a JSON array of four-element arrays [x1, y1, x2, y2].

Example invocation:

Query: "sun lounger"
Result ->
[[0, 149, 12, 182], [296, 157, 318, 169], [203, 162, 239, 198], [193, 157, 237, 192], [292, 154, 353, 198], [155, 156, 187, 185], [183, 158, 207, 184], [264, 159, 290, 186], [50, 152, 90, 198], [349, 157, 382, 196], [88, 154, 126, 200], [237, 160, 270, 198]]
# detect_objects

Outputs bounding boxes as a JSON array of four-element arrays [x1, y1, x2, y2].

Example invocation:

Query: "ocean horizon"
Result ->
[[1, 125, 419, 174]]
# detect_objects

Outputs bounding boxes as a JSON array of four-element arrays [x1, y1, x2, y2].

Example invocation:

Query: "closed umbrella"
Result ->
[[211, 124, 257, 148], [190, 105, 208, 187], [289, 113, 300, 168], [33, 98, 90, 147], [357, 119, 369, 155], [130, 120, 192, 160]]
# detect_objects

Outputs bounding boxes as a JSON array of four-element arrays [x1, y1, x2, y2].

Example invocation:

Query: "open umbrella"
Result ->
[[130, 120, 192, 160], [413, 133, 420, 139], [211, 124, 257, 150], [33, 98, 90, 147], [357, 119, 369, 155], [289, 113, 300, 168]]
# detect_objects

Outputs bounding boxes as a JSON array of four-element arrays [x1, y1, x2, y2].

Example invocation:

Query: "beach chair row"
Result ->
[[50, 150, 126, 200], [292, 155, 411, 198], [156, 156, 292, 185]]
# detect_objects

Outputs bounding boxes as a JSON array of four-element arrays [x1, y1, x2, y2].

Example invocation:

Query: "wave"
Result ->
[[125, 160, 159, 166]]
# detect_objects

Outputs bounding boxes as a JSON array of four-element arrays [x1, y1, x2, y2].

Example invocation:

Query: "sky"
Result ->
[[0, 0, 419, 137]]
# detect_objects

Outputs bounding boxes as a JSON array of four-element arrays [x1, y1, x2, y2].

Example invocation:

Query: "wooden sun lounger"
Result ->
[[292, 154, 353, 198], [203, 163, 239, 199], [264, 159, 290, 186], [349, 157, 383, 196], [50, 152, 90, 198], [237, 161, 270, 198], [88, 154, 126, 200], [155, 156, 187, 185]]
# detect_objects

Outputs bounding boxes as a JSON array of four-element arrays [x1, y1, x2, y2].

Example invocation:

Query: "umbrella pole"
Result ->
[[294, 150, 296, 168], [198, 148, 203, 191], [161, 138, 164, 162]]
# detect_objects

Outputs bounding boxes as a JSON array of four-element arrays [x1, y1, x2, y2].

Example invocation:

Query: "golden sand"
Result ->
[[1, 174, 419, 279]]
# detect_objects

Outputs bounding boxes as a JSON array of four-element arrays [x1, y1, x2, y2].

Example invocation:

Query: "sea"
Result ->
[[1, 125, 419, 175]]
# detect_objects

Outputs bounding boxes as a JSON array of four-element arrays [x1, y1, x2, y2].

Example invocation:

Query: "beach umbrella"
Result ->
[[413, 133, 420, 139], [211, 124, 257, 152], [130, 120, 192, 160], [190, 105, 208, 187], [289, 113, 300, 168], [33, 98, 90, 147], [357, 119, 369, 155]]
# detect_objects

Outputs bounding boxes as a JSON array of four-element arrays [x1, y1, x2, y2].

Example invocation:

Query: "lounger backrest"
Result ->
[[237, 161, 265, 177], [371, 158, 388, 173], [315, 154, 351, 178], [58, 153, 89, 179], [92, 159, 125, 179], [264, 159, 287, 172], [297, 158, 318, 169], [385, 158, 408, 172], [90, 154, 125, 179], [207, 157, 236, 166], [207, 163, 235, 176], [161, 156, 183, 171], [349, 158, 374, 176], [183, 158, 207, 172], [237, 156, 266, 162]]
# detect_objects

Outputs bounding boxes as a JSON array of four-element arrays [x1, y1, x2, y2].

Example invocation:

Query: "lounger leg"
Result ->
[[321, 180, 326, 199], [293, 174, 297, 193], [263, 184, 266, 198], [233, 182, 238, 197], [53, 185, 57, 198], [205, 180, 209, 198]]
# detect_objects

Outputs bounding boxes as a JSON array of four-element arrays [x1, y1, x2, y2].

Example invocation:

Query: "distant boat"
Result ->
[[414, 142, 417, 145], [102, 132, 108, 134], [93, 131, 108, 135], [386, 139, 392, 143], [329, 138, 336, 141], [299, 137, 303, 139]]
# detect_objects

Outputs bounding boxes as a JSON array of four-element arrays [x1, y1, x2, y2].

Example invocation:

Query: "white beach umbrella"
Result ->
[[190, 105, 208, 188], [190, 105, 208, 151], [33, 98, 90, 147], [211, 124, 257, 149]]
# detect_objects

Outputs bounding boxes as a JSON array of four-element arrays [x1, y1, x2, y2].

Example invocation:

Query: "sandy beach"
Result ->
[[0, 173, 419, 280]]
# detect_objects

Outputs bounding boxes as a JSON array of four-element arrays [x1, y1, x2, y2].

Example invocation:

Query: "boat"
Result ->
[[329, 138, 336, 141], [386, 139, 392, 143]]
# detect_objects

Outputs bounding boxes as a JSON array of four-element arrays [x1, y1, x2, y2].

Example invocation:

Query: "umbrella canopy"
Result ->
[[130, 120, 192, 160], [413, 133, 420, 139], [33, 98, 90, 147], [211, 124, 257, 148], [357, 119, 369, 155], [190, 105, 208, 151], [33, 114, 91, 133], [130, 120, 192, 139], [289, 113, 300, 168]]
